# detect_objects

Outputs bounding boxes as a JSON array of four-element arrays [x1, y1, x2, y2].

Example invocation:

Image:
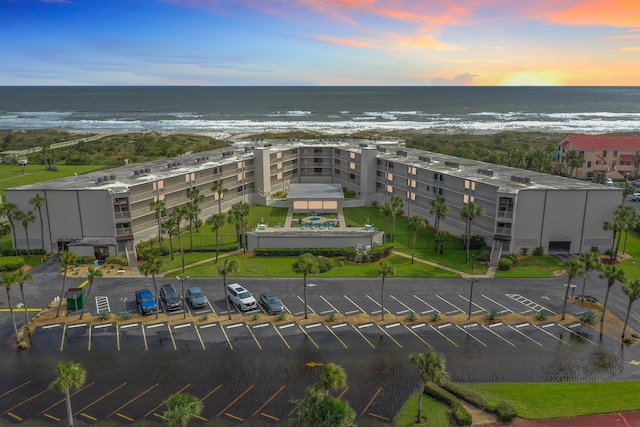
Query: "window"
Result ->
[[613, 151, 618, 157], [349, 173, 356, 180], [587, 160, 592, 168], [603, 150, 607, 158], [387, 161, 394, 169], [314, 167, 322, 174], [579, 151, 584, 156]]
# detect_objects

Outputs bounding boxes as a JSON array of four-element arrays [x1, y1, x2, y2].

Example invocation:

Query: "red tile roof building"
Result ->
[[556, 134, 640, 179]]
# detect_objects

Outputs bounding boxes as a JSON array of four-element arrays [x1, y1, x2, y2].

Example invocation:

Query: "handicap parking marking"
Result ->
[[481, 294, 514, 315], [456, 323, 488, 347], [89, 323, 117, 352], [435, 295, 465, 315], [412, 295, 439, 315], [506, 294, 556, 315]]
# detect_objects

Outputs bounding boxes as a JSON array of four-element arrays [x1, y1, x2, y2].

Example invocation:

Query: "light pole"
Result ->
[[176, 275, 189, 319], [466, 277, 479, 320], [471, 254, 476, 272]]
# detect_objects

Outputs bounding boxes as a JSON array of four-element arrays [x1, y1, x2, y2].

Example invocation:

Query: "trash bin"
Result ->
[[65, 288, 86, 311]]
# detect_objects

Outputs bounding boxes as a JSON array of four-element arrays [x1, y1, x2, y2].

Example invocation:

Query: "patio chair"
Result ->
[[301, 222, 307, 229], [311, 222, 316, 229]]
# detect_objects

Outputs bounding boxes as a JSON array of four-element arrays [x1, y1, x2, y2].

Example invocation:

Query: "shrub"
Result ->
[[441, 381, 489, 410], [99, 311, 111, 321], [120, 311, 132, 320], [200, 314, 209, 322], [604, 248, 612, 256], [105, 256, 127, 266], [475, 249, 491, 263], [0, 256, 26, 272], [423, 383, 473, 426], [533, 246, 544, 256], [277, 311, 286, 321], [579, 310, 596, 325], [487, 309, 499, 321], [469, 235, 486, 250], [495, 400, 518, 422], [406, 311, 417, 322], [326, 313, 336, 323], [498, 258, 513, 271], [536, 310, 548, 321], [251, 313, 259, 322], [520, 247, 529, 256], [453, 406, 473, 426], [430, 312, 441, 323]]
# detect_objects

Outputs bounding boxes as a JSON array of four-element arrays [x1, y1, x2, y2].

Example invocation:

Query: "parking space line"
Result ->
[[220, 323, 233, 350], [412, 295, 438, 315], [217, 385, 254, 417], [200, 384, 222, 403], [390, 294, 416, 315], [152, 412, 167, 421], [361, 387, 382, 416], [87, 324, 92, 351], [533, 323, 569, 344], [108, 383, 159, 417], [481, 324, 515, 347], [436, 295, 464, 314], [298, 324, 320, 349], [457, 294, 486, 314], [366, 295, 390, 316], [141, 323, 148, 351], [192, 323, 206, 350], [253, 385, 286, 417], [59, 324, 66, 351], [270, 324, 291, 350], [506, 324, 543, 346], [456, 324, 487, 347], [74, 382, 127, 415], [144, 384, 191, 418], [337, 386, 349, 400], [80, 413, 97, 421], [2, 386, 50, 415], [325, 324, 349, 348], [403, 324, 432, 348], [343, 295, 365, 314], [245, 324, 262, 350], [167, 323, 177, 350], [43, 413, 60, 422], [352, 324, 375, 349], [38, 382, 95, 415], [116, 413, 134, 422], [507, 294, 556, 315], [481, 294, 513, 314], [296, 295, 315, 314], [556, 323, 598, 345], [0, 380, 30, 399], [376, 324, 402, 348], [320, 295, 340, 314]]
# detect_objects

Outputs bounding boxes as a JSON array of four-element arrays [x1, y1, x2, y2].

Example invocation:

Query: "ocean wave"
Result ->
[[267, 110, 312, 117]]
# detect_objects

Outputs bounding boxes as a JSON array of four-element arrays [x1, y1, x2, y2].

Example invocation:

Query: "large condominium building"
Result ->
[[5, 138, 620, 264], [556, 134, 640, 179]]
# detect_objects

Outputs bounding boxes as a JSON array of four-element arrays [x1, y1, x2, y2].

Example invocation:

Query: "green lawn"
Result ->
[[465, 382, 640, 419], [393, 393, 451, 427], [494, 255, 563, 278], [620, 232, 640, 279]]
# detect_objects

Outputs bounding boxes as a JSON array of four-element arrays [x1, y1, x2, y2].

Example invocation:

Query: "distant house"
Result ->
[[556, 134, 640, 179]]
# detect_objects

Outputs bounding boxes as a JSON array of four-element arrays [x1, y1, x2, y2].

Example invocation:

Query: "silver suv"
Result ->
[[226, 283, 257, 311]]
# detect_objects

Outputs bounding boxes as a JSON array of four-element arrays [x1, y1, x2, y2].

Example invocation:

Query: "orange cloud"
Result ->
[[313, 35, 375, 48], [620, 47, 640, 51], [389, 33, 461, 51], [535, 0, 640, 27]]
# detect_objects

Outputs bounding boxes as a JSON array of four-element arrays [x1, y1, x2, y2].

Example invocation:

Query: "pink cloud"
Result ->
[[312, 34, 375, 48], [532, 0, 640, 27]]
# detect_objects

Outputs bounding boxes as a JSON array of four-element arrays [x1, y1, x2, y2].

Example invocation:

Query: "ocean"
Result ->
[[0, 86, 639, 135]]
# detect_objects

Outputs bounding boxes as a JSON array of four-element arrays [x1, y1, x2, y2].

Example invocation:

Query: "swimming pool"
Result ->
[[308, 217, 321, 221]]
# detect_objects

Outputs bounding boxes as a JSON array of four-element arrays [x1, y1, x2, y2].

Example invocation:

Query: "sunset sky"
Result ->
[[1, 0, 639, 86]]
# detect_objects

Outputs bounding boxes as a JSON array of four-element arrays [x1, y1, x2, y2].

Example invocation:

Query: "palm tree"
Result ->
[[229, 202, 250, 253], [149, 199, 167, 245], [378, 260, 395, 321], [389, 195, 405, 242], [460, 201, 484, 264], [138, 248, 163, 319], [185, 202, 200, 253], [79, 266, 103, 320], [56, 250, 77, 317], [170, 207, 187, 273], [578, 251, 601, 302], [50, 361, 86, 427], [211, 181, 228, 214], [206, 213, 226, 263], [561, 259, 585, 320], [15, 210, 35, 256], [434, 230, 451, 255], [409, 350, 449, 424], [0, 202, 19, 255], [429, 196, 449, 236], [216, 259, 238, 320], [622, 181, 635, 204], [380, 202, 394, 242], [162, 217, 178, 261], [599, 265, 627, 328], [621, 277, 640, 340], [29, 193, 47, 254], [12, 269, 34, 333], [186, 187, 204, 232], [292, 388, 355, 427], [408, 215, 427, 264], [293, 255, 319, 320], [635, 154, 640, 178], [315, 363, 347, 396], [164, 392, 203, 427], [2, 272, 21, 344]]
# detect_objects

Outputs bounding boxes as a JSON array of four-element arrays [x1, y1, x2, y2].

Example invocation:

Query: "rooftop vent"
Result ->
[[444, 161, 459, 169], [377, 146, 387, 153], [511, 175, 531, 185], [477, 168, 494, 177], [418, 155, 431, 163], [109, 174, 116, 181], [359, 143, 368, 148], [144, 168, 150, 174]]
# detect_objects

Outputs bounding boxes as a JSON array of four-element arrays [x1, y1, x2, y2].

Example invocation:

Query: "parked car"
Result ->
[[631, 193, 640, 202], [186, 286, 207, 309], [227, 283, 257, 311], [259, 292, 284, 315], [633, 179, 640, 187], [135, 289, 157, 315], [605, 178, 614, 186], [160, 284, 183, 311]]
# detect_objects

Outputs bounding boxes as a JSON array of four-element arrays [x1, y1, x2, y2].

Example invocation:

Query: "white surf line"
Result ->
[[296, 295, 315, 314], [481, 324, 515, 347], [320, 295, 340, 314], [343, 295, 365, 314], [366, 295, 391, 315], [457, 294, 486, 315], [507, 324, 543, 347], [435, 294, 464, 314], [480, 294, 513, 314], [390, 294, 417, 316], [455, 324, 487, 347], [555, 323, 598, 345], [531, 323, 569, 345], [412, 295, 438, 315], [403, 323, 432, 348]]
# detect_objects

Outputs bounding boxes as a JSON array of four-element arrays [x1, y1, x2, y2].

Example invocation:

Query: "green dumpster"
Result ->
[[66, 288, 86, 311]]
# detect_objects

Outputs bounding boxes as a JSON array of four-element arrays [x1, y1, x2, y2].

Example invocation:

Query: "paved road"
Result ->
[[1, 258, 640, 425]]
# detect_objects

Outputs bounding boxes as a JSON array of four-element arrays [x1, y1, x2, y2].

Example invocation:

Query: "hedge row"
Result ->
[[1, 249, 45, 256], [441, 381, 518, 422], [0, 256, 26, 272], [105, 256, 128, 266], [254, 248, 348, 257], [423, 382, 472, 426]]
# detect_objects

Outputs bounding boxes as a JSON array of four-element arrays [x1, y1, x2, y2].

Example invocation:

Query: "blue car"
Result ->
[[135, 289, 157, 315], [186, 286, 207, 309]]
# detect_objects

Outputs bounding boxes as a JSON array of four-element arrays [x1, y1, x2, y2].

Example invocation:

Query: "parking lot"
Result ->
[[1, 275, 633, 426]]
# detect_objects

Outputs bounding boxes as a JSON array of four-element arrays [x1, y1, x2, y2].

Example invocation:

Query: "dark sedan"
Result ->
[[259, 292, 284, 315]]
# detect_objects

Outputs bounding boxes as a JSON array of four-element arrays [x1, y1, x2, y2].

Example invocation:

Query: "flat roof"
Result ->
[[287, 183, 344, 200]]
